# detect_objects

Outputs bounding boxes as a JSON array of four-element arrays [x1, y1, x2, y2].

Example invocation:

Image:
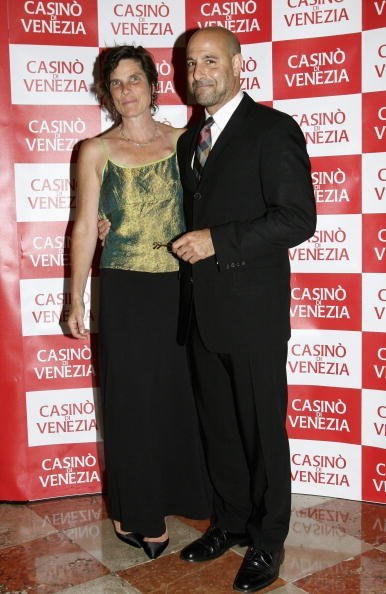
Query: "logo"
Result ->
[[363, 1, 386, 31], [287, 329, 361, 388], [151, 47, 185, 106], [290, 272, 361, 330], [19, 277, 99, 337], [362, 28, 386, 93], [13, 106, 101, 163], [8, 0, 98, 46], [290, 439, 361, 499], [19, 221, 72, 279], [26, 387, 101, 446], [362, 389, 386, 449], [363, 91, 386, 153], [362, 446, 386, 503], [98, 0, 185, 47], [311, 155, 361, 215], [27, 442, 102, 498], [15, 163, 75, 221], [24, 334, 98, 391], [275, 94, 361, 157], [363, 332, 386, 390], [362, 153, 386, 214], [273, 33, 361, 100], [240, 43, 273, 102], [362, 273, 386, 332], [10, 44, 98, 105], [287, 385, 361, 444], [290, 214, 362, 273], [185, 0, 271, 43], [363, 214, 386, 272], [273, 0, 361, 41]]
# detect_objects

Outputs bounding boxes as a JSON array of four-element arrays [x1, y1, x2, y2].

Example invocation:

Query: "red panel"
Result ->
[[273, 34, 361, 100], [23, 334, 99, 392], [23, 442, 103, 500], [363, 91, 386, 153], [13, 105, 101, 164], [8, 0, 98, 46], [362, 332, 386, 390], [287, 385, 361, 444], [290, 273, 362, 331], [310, 155, 362, 215], [362, 446, 386, 503], [362, 213, 386, 272], [363, 1, 386, 30], [152, 47, 186, 106]]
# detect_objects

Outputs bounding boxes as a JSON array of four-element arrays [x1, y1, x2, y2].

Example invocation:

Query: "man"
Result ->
[[171, 27, 316, 592]]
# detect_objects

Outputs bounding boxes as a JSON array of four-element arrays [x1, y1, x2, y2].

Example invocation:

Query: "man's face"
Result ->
[[186, 30, 241, 114]]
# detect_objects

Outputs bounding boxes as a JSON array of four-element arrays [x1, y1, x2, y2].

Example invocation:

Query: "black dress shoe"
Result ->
[[233, 547, 285, 592], [141, 537, 169, 560], [180, 526, 250, 562], [115, 531, 142, 548]]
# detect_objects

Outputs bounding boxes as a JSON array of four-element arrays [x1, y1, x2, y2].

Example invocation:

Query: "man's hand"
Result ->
[[172, 229, 215, 264], [98, 217, 111, 246]]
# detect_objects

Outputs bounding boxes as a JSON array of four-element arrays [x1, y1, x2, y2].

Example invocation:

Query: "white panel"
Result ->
[[287, 329, 362, 388], [26, 387, 101, 446]]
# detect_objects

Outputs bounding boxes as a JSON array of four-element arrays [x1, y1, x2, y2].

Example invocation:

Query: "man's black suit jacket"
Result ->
[[177, 93, 317, 353]]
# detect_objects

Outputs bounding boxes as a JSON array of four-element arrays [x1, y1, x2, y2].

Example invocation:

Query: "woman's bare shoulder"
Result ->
[[80, 127, 118, 156], [79, 136, 103, 156], [77, 136, 108, 175]]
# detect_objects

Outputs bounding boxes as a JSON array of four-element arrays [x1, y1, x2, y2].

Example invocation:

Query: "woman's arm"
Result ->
[[68, 138, 103, 339]]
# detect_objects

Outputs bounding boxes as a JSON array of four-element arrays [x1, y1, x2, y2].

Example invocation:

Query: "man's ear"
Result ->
[[232, 53, 243, 77]]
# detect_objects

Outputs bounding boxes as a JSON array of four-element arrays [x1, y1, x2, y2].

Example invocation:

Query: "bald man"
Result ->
[[172, 27, 316, 592]]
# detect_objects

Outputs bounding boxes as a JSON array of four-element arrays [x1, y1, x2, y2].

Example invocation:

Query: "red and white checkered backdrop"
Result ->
[[0, 0, 385, 504]]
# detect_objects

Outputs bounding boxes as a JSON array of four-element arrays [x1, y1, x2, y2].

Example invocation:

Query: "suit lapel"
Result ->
[[181, 94, 254, 189], [177, 122, 201, 191], [200, 95, 252, 183], [184, 120, 203, 188]]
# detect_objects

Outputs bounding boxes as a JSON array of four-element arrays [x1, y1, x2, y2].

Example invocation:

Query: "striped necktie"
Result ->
[[193, 116, 214, 180]]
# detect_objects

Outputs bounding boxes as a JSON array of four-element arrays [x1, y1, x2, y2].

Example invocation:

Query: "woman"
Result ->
[[68, 45, 210, 559]]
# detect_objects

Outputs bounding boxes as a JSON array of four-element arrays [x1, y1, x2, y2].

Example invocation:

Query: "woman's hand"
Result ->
[[68, 302, 89, 339], [98, 217, 111, 246]]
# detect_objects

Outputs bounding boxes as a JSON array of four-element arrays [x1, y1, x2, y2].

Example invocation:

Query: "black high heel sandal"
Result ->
[[140, 537, 169, 559], [115, 530, 142, 548]]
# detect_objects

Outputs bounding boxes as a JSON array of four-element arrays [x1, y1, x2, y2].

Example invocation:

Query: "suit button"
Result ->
[[231, 262, 235, 268], [241, 261, 246, 266], [193, 192, 201, 200]]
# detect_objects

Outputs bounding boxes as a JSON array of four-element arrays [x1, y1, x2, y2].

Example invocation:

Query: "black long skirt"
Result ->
[[99, 268, 211, 536]]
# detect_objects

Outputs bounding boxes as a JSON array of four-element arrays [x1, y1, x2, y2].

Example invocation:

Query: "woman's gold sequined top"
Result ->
[[98, 147, 185, 273]]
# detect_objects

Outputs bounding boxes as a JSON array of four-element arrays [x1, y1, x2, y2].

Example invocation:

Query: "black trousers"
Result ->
[[188, 315, 291, 552]]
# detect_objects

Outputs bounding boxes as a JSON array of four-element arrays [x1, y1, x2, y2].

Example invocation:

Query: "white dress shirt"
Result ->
[[191, 91, 244, 169], [206, 91, 244, 147]]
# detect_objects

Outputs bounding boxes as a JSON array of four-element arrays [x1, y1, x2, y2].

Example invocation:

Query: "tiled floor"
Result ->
[[0, 494, 384, 593]]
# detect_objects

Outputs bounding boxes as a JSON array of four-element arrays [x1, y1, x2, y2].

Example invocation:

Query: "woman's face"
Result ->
[[109, 58, 152, 120]]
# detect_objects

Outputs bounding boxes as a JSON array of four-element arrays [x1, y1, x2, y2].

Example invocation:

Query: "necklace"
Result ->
[[119, 123, 159, 147]]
